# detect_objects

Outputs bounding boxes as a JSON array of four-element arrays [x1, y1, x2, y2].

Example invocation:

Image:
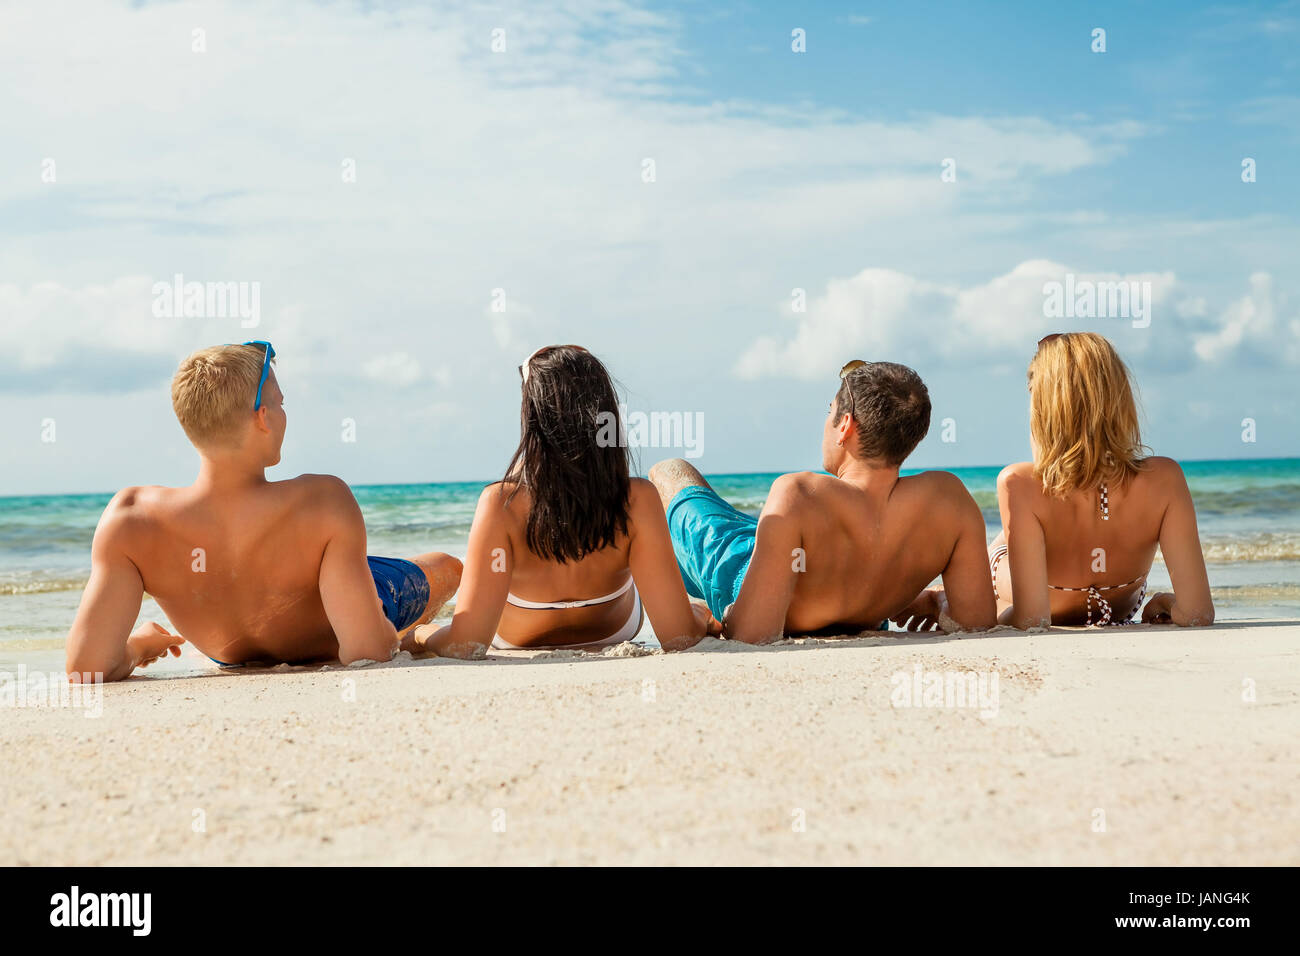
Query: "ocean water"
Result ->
[[2, 458, 1297, 675]]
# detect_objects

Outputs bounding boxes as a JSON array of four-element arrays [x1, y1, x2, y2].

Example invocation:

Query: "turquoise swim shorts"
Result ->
[[664, 485, 757, 622]]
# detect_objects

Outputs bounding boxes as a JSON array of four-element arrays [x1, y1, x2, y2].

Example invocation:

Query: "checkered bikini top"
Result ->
[[1046, 483, 1146, 626]]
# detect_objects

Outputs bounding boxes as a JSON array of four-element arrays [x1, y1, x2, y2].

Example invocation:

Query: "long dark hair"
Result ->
[[503, 345, 631, 563]]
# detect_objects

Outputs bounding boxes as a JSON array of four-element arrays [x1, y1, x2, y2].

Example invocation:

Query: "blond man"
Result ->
[[66, 341, 461, 682]]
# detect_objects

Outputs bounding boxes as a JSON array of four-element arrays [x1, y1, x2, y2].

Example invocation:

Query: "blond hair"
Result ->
[[170, 344, 271, 446], [1028, 332, 1147, 497]]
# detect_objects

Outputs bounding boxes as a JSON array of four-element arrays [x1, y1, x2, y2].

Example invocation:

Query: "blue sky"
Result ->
[[1, 0, 1297, 495]]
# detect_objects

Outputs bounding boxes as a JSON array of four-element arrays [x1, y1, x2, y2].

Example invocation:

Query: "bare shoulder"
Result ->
[[765, 471, 824, 512], [98, 486, 152, 530], [104, 484, 153, 513], [904, 470, 981, 515], [996, 461, 1036, 492], [479, 479, 524, 517], [93, 486, 171, 555], [288, 472, 353, 497], [286, 474, 362, 526], [906, 468, 967, 491], [1136, 456, 1185, 484], [467, 481, 524, 543], [627, 477, 660, 514], [1132, 456, 1190, 499], [618, 479, 661, 538], [99, 484, 173, 528]]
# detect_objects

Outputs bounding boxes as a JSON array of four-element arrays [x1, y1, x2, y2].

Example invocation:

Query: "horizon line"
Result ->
[[2, 453, 1297, 501]]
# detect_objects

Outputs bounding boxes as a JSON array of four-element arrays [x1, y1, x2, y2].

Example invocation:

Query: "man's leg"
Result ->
[[647, 463, 754, 629], [397, 552, 462, 641], [648, 457, 713, 511]]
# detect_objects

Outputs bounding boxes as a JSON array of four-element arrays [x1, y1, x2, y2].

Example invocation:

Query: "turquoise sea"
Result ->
[[2, 458, 1298, 674]]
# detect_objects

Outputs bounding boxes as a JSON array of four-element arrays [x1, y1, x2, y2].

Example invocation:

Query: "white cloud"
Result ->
[[1193, 272, 1300, 365], [0, 1, 1148, 404], [0, 273, 322, 389], [732, 260, 1298, 380], [0, 2, 1141, 251], [2, 0, 1291, 492]]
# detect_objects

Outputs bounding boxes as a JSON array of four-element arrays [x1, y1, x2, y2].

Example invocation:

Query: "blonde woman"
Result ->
[[991, 333, 1214, 629]]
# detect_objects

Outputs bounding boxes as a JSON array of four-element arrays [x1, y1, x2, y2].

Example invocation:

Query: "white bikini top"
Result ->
[[505, 574, 635, 610]]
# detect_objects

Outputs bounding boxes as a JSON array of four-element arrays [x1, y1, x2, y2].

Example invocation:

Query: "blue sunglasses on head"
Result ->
[[242, 340, 275, 410]]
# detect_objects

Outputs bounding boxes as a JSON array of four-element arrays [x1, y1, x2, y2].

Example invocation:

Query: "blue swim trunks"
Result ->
[[665, 485, 758, 622], [365, 555, 431, 632], [209, 555, 429, 667]]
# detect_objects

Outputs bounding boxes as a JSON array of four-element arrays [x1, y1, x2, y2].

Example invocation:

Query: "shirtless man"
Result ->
[[65, 342, 462, 682], [649, 360, 996, 643]]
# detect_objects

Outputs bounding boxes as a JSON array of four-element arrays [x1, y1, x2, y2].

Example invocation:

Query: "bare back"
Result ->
[[729, 469, 996, 639], [118, 477, 352, 662], [493, 481, 643, 646], [425, 477, 701, 653], [66, 472, 396, 675], [790, 472, 973, 630], [996, 456, 1214, 627]]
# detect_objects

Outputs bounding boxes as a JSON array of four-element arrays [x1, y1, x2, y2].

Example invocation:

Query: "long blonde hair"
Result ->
[[1028, 333, 1147, 498]]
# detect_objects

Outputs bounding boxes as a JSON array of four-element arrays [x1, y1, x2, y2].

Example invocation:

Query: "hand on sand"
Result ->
[[890, 589, 946, 632], [1141, 592, 1176, 624], [128, 621, 185, 668], [691, 601, 724, 637], [657, 601, 720, 652], [403, 623, 438, 656]]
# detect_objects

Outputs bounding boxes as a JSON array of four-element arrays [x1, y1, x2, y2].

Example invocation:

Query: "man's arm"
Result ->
[[723, 476, 801, 644], [316, 478, 399, 664], [936, 474, 998, 631], [66, 490, 183, 682]]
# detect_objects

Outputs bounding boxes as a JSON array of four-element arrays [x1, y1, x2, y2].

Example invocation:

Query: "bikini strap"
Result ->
[[1049, 574, 1148, 627], [1099, 482, 1109, 521], [1085, 587, 1111, 626], [505, 574, 635, 610]]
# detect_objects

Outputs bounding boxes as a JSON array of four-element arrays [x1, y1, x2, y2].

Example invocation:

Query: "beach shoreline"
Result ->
[[6, 458, 1300, 670], [5, 619, 1296, 866]]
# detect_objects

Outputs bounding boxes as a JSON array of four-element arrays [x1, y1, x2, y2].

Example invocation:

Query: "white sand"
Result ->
[[3, 620, 1296, 865]]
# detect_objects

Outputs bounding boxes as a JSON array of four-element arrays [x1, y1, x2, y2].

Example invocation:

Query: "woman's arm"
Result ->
[[998, 464, 1053, 629], [626, 479, 705, 651], [1148, 459, 1214, 626], [412, 485, 511, 658]]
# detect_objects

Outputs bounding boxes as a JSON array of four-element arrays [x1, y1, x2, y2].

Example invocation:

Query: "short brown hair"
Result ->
[[170, 344, 271, 447], [834, 362, 931, 465]]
